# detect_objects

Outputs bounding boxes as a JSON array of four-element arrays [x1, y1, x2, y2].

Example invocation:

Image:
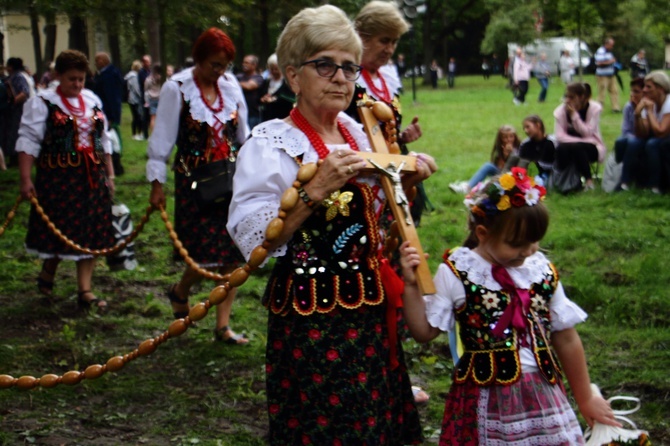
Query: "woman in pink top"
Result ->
[[553, 82, 606, 190]]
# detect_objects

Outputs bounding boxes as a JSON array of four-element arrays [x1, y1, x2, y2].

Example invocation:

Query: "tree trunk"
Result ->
[[146, 0, 160, 64], [43, 11, 57, 70], [107, 12, 122, 69], [422, 3, 433, 86], [258, 0, 270, 65], [132, 2, 145, 59], [29, 3, 42, 74], [68, 15, 89, 57]]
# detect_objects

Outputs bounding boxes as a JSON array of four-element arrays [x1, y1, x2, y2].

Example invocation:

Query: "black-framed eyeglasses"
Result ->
[[301, 59, 362, 81]]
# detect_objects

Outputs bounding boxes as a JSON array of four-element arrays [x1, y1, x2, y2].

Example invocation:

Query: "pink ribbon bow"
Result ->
[[491, 264, 531, 343]]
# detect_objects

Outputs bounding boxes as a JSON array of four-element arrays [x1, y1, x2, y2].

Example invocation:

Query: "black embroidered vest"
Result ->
[[264, 181, 387, 316], [173, 92, 239, 172], [38, 99, 105, 167], [444, 253, 563, 386]]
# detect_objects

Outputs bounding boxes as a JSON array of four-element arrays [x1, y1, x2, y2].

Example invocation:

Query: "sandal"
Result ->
[[214, 326, 249, 345], [37, 262, 56, 296], [167, 284, 189, 319], [77, 291, 107, 313]]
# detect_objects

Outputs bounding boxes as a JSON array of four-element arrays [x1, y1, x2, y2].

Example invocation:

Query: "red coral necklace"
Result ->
[[361, 68, 391, 103], [57, 86, 85, 118], [290, 108, 359, 159], [193, 72, 224, 113]]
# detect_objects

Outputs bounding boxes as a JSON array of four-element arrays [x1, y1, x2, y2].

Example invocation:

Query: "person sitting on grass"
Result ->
[[614, 77, 645, 190], [517, 114, 557, 182], [449, 124, 520, 194]]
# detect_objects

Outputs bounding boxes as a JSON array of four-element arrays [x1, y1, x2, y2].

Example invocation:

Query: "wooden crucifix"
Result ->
[[357, 100, 436, 295]]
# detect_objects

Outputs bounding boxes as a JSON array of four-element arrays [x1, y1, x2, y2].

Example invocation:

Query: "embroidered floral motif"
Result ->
[[322, 190, 353, 221], [482, 291, 500, 309], [333, 224, 363, 254]]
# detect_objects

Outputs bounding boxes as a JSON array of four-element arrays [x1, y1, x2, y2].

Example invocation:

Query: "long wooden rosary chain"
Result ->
[[29, 196, 153, 256], [0, 100, 400, 390], [0, 162, 321, 390], [0, 196, 22, 237]]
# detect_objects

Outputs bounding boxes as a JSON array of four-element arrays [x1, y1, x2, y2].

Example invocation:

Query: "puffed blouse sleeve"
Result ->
[[15, 95, 48, 157], [226, 122, 302, 264], [424, 263, 466, 332], [548, 281, 587, 332], [146, 80, 182, 184]]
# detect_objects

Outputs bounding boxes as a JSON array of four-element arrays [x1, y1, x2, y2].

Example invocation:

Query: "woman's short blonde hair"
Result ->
[[645, 70, 670, 94], [276, 5, 362, 76], [354, 0, 409, 39], [131, 60, 142, 71]]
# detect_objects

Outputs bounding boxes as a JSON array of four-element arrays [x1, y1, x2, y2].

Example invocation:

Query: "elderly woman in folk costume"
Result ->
[[147, 28, 250, 344], [346, 0, 431, 224], [227, 4, 436, 444], [17, 50, 116, 311]]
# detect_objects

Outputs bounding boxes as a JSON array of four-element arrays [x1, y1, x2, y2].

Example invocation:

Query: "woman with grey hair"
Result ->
[[348, 0, 431, 224], [258, 53, 295, 122], [228, 4, 435, 444], [630, 70, 670, 193]]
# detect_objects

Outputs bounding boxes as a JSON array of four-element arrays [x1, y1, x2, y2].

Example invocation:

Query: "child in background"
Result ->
[[449, 125, 521, 194], [401, 169, 620, 445], [518, 114, 557, 181]]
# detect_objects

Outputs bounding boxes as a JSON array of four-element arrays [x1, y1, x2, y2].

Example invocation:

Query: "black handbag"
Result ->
[[186, 157, 236, 211]]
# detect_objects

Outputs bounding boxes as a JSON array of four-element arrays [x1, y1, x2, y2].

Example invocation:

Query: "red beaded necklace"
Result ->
[[290, 108, 359, 159], [361, 68, 391, 103], [56, 86, 85, 118], [193, 71, 224, 113]]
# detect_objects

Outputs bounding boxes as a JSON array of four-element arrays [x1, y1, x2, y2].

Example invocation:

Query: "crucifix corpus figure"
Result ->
[[369, 159, 412, 225]]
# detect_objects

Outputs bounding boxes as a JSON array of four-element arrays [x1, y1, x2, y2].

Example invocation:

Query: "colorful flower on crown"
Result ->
[[464, 168, 546, 217]]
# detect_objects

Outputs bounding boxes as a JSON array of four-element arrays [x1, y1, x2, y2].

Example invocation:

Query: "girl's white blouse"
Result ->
[[146, 68, 249, 184], [425, 247, 588, 370], [227, 114, 380, 264], [16, 88, 112, 157]]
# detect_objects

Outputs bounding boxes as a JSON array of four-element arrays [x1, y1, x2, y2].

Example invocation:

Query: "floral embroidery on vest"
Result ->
[[444, 252, 562, 386], [264, 179, 386, 316]]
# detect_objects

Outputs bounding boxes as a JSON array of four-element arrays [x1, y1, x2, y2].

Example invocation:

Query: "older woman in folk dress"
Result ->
[[228, 5, 436, 444], [147, 28, 250, 343], [18, 50, 115, 311]]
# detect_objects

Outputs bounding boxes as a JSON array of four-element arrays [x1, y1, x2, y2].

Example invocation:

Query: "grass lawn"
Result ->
[[0, 73, 669, 445]]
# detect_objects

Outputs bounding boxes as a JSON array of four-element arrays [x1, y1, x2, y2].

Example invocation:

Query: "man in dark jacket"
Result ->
[[93, 52, 125, 175]]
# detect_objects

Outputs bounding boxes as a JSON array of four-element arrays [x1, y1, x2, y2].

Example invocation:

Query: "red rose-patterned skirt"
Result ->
[[265, 304, 423, 446], [172, 171, 243, 267], [26, 157, 114, 260], [440, 371, 584, 445]]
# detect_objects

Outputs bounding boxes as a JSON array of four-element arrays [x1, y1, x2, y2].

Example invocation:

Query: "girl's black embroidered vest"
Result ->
[[264, 180, 386, 316], [444, 253, 563, 387], [173, 88, 238, 173], [38, 99, 105, 168]]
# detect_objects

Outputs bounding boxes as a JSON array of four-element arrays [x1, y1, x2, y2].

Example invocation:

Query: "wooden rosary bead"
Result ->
[[248, 245, 268, 268], [297, 163, 318, 183], [372, 101, 394, 122], [61, 371, 83, 385], [17, 375, 38, 390], [138, 339, 157, 356], [0, 375, 16, 389], [209, 286, 228, 305], [189, 302, 209, 321], [83, 364, 105, 380], [265, 217, 284, 241], [168, 319, 188, 337], [39, 374, 60, 388], [280, 187, 299, 211], [107, 356, 126, 372], [229, 267, 249, 288]]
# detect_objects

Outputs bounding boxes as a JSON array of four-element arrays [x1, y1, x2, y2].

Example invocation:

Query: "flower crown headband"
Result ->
[[464, 167, 547, 219]]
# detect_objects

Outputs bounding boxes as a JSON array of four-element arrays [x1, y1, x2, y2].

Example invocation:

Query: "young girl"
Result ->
[[401, 168, 620, 444], [518, 114, 557, 181], [449, 125, 521, 194]]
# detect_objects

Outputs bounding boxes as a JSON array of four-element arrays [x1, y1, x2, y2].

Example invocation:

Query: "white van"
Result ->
[[508, 37, 593, 76]]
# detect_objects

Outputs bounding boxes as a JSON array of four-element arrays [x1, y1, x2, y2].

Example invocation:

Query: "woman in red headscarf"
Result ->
[[147, 28, 250, 344]]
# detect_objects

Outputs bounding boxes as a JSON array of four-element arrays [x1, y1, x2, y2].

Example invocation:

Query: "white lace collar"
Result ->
[[250, 113, 373, 163], [171, 67, 241, 127], [38, 88, 101, 112], [448, 247, 553, 290]]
